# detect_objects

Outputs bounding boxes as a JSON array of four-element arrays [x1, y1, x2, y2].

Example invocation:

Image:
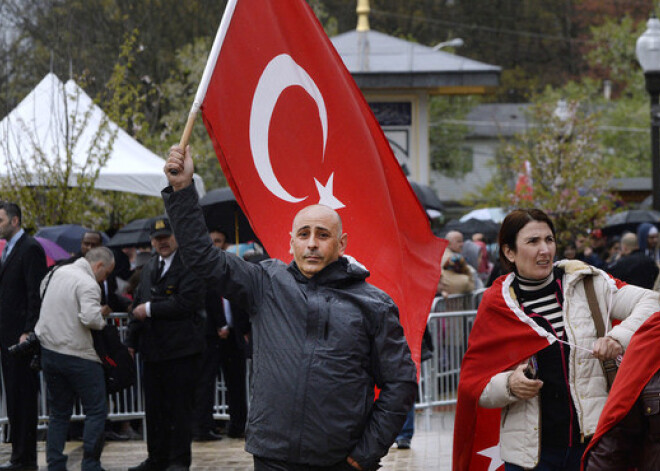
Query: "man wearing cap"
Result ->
[[126, 218, 205, 471]]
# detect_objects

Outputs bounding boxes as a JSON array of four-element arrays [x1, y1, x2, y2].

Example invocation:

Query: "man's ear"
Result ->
[[338, 233, 347, 257]]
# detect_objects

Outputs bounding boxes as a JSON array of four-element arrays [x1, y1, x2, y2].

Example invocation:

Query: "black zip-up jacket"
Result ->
[[163, 184, 417, 470]]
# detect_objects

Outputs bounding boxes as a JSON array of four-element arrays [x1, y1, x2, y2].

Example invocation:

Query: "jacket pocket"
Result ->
[[642, 393, 660, 438]]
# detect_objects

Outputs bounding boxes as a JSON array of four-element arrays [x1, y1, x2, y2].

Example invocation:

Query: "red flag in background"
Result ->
[[194, 0, 445, 368], [514, 160, 533, 201]]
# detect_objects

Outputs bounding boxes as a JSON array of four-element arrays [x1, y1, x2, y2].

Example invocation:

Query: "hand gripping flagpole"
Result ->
[[170, 0, 239, 175]]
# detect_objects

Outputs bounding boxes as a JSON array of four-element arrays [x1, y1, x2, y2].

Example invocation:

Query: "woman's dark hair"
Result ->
[[498, 209, 556, 274]]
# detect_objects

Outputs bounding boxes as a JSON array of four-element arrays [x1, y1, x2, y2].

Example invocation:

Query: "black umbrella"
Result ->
[[199, 188, 258, 244], [106, 218, 154, 248], [437, 218, 500, 241], [602, 209, 660, 236], [36, 224, 109, 253], [408, 181, 444, 213]]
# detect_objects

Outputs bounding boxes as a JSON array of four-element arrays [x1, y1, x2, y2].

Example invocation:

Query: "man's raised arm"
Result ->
[[162, 145, 262, 311]]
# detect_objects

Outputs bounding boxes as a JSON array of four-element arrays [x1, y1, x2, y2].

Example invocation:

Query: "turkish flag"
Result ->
[[453, 274, 556, 471], [514, 160, 533, 202], [581, 312, 660, 470], [198, 0, 445, 368]]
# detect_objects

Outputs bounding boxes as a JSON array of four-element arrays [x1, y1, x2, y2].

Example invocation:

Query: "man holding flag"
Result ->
[[161, 145, 417, 471], [155, 0, 444, 468]]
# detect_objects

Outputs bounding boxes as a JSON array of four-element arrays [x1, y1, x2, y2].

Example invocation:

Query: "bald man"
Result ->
[[438, 230, 474, 295], [160, 145, 416, 471]]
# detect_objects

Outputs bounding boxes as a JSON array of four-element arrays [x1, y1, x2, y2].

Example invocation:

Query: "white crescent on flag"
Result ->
[[249, 53, 328, 204]]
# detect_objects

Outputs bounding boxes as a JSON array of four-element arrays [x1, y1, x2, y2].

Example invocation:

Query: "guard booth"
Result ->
[[330, 0, 500, 187]]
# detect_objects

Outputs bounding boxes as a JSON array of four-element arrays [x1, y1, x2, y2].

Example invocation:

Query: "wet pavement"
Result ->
[[0, 409, 454, 470]]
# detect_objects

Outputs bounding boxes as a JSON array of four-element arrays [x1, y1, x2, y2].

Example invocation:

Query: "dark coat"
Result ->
[[205, 285, 250, 351], [163, 184, 417, 471], [126, 251, 205, 362], [608, 249, 659, 290], [586, 370, 660, 470], [0, 233, 48, 347]]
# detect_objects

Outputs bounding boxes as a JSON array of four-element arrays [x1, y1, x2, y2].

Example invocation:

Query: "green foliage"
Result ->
[[473, 100, 615, 246], [429, 95, 476, 177], [96, 30, 164, 228], [158, 37, 227, 191]]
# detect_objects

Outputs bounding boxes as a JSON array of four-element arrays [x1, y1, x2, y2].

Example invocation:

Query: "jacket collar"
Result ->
[[555, 259, 617, 296], [287, 255, 369, 286], [73, 256, 96, 281]]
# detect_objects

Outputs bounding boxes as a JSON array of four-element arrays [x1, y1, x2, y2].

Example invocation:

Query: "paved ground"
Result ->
[[0, 409, 455, 470]]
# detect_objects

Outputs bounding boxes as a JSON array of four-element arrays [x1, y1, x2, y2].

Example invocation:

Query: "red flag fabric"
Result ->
[[198, 0, 445, 368], [453, 273, 556, 471], [514, 160, 533, 202], [581, 311, 660, 470]]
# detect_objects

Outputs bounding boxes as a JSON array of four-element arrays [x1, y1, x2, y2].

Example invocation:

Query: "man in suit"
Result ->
[[0, 202, 48, 471], [126, 217, 205, 471], [208, 229, 249, 439], [608, 232, 659, 289], [193, 228, 249, 441]]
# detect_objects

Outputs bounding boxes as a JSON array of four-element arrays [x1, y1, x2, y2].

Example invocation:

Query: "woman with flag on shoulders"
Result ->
[[453, 209, 660, 471]]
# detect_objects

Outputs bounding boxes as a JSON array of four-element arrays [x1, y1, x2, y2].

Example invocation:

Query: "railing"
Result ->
[[0, 289, 486, 436], [416, 289, 485, 410], [0, 313, 234, 439]]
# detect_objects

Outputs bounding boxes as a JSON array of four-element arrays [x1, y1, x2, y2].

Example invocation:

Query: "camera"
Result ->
[[8, 332, 41, 371]]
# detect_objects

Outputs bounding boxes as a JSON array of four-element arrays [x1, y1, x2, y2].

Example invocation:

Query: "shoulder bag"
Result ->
[[584, 275, 618, 391]]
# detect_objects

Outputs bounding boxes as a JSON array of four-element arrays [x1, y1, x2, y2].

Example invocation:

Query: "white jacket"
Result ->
[[35, 258, 106, 363], [479, 260, 660, 468]]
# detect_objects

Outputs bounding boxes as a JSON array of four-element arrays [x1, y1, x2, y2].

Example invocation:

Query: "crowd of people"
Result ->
[[0, 199, 263, 471], [439, 219, 660, 297], [0, 144, 419, 471], [2, 144, 660, 471]]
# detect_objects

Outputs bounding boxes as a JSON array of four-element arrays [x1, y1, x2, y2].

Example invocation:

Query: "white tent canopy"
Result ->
[[0, 73, 205, 197]]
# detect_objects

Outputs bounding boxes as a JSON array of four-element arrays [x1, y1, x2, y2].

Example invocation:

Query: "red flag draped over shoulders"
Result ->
[[453, 274, 555, 471], [581, 311, 660, 470], [198, 0, 445, 368]]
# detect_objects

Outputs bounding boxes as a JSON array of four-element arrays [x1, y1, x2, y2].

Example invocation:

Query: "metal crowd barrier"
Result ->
[[0, 313, 234, 439], [0, 289, 486, 435], [416, 289, 485, 410]]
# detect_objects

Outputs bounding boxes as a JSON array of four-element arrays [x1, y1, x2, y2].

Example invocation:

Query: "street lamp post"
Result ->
[[636, 15, 660, 211], [432, 38, 464, 51]]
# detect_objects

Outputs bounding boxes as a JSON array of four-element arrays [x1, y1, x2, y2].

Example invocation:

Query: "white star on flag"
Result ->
[[314, 173, 345, 210], [477, 444, 504, 471]]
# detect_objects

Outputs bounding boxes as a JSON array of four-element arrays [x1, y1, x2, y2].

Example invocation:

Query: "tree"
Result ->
[[97, 30, 167, 230], [429, 95, 477, 177], [1, 0, 227, 127], [157, 37, 227, 190], [474, 99, 615, 246]]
